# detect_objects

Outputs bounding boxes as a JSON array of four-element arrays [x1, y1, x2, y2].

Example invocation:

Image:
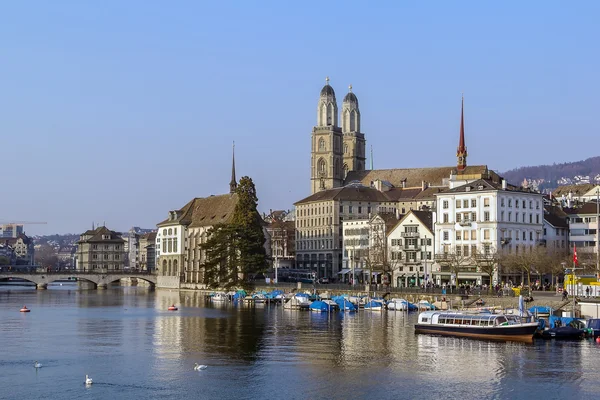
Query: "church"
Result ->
[[295, 78, 503, 280]]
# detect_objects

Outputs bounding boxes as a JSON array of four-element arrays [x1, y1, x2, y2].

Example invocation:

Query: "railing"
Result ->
[[400, 232, 419, 237], [0, 268, 156, 275], [458, 221, 472, 227]]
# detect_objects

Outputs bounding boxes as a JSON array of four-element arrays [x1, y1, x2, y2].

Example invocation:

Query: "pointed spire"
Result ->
[[370, 145, 374, 170], [456, 94, 468, 172], [229, 141, 237, 194]]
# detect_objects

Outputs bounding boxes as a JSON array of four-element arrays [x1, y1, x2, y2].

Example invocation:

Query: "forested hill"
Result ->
[[502, 156, 600, 192]]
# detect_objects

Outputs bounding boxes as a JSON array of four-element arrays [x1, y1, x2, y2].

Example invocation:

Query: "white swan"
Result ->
[[193, 363, 208, 371], [85, 375, 93, 385], [34, 361, 42, 368]]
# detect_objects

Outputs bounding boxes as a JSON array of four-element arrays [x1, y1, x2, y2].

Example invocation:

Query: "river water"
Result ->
[[0, 284, 599, 400]]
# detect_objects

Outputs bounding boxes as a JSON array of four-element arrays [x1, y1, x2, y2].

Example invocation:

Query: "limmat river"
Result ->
[[1, 284, 599, 400]]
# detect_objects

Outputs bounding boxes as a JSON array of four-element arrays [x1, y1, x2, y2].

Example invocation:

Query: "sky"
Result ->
[[1, 1, 599, 235]]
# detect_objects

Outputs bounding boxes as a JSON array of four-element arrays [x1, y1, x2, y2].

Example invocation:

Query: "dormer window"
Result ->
[[102, 234, 110, 240]]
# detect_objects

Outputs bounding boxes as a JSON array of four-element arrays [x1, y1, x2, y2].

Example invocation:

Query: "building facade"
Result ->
[[264, 210, 296, 272], [76, 226, 125, 271], [434, 179, 544, 286], [387, 211, 434, 288], [565, 201, 599, 260]]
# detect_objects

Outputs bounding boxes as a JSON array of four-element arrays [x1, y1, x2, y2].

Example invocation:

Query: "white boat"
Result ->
[[211, 292, 228, 302], [415, 311, 539, 342], [283, 295, 311, 310], [387, 298, 408, 311]]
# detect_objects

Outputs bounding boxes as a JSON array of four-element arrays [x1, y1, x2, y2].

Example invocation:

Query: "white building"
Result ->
[[565, 201, 599, 260], [434, 178, 544, 286], [553, 184, 600, 206], [386, 210, 434, 288], [542, 206, 569, 254], [341, 219, 369, 283]]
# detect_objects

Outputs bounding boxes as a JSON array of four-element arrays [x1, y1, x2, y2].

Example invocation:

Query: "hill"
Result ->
[[502, 156, 600, 193]]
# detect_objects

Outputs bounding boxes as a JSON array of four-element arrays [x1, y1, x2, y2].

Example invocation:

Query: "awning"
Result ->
[[372, 271, 382, 275], [337, 269, 351, 275], [353, 269, 363, 274]]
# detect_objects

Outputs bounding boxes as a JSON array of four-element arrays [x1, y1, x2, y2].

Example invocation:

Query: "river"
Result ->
[[0, 284, 598, 400]]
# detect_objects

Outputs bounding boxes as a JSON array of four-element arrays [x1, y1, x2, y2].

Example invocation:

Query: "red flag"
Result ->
[[573, 245, 579, 266]]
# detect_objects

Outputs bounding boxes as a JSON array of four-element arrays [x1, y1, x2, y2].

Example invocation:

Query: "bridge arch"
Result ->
[[103, 275, 156, 288]]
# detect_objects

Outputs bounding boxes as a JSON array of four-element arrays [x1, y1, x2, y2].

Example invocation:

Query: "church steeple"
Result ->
[[229, 141, 237, 193], [456, 95, 468, 172]]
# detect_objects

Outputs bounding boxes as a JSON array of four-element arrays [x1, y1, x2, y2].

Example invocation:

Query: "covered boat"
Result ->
[[283, 295, 311, 310], [364, 300, 385, 311], [335, 298, 356, 312], [541, 326, 584, 340], [309, 300, 333, 312], [415, 311, 539, 342]]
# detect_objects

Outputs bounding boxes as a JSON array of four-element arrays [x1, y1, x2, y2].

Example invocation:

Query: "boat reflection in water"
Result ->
[[415, 311, 539, 343]]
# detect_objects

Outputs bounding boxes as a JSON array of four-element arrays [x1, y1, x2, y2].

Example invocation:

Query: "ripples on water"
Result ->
[[0, 285, 599, 400]]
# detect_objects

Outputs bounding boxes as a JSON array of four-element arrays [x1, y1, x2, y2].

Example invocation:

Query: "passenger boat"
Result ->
[[415, 311, 539, 342]]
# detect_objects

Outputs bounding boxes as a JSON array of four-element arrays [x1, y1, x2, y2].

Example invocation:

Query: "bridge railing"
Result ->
[[0, 268, 156, 275]]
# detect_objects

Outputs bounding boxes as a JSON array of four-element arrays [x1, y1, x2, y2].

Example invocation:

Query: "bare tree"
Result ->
[[35, 245, 58, 268], [435, 248, 471, 292], [472, 247, 501, 294], [499, 245, 549, 287]]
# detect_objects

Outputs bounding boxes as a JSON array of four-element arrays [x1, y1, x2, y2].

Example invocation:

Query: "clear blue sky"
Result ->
[[2, 1, 598, 235]]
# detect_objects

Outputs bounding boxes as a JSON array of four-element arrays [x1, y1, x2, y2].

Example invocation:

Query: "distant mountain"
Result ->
[[502, 156, 600, 193]]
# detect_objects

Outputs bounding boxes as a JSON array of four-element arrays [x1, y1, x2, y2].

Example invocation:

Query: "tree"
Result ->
[[499, 245, 548, 287], [35, 245, 58, 268], [436, 248, 471, 292], [199, 176, 266, 288], [472, 247, 501, 294]]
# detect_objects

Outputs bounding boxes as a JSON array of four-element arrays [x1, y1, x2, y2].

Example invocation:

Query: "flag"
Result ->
[[573, 245, 579, 266]]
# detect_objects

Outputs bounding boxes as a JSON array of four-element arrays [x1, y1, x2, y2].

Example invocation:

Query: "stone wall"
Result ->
[[156, 276, 180, 289]]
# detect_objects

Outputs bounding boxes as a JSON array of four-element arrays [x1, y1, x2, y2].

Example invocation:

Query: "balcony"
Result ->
[[401, 232, 419, 237], [458, 221, 472, 227], [403, 245, 418, 251], [435, 253, 450, 261]]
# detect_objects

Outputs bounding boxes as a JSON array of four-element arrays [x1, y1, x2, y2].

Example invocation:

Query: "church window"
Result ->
[[318, 159, 327, 176], [343, 164, 349, 178], [350, 110, 356, 131], [327, 103, 333, 125], [319, 138, 325, 151], [344, 144, 348, 154], [168, 228, 172, 235]]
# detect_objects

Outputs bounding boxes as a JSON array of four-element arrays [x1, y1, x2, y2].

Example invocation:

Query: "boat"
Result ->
[[322, 299, 339, 310], [418, 300, 436, 310], [415, 311, 540, 342], [309, 300, 333, 312], [387, 298, 417, 311], [334, 297, 356, 312], [364, 300, 385, 311], [586, 319, 600, 337], [20, 306, 30, 313], [167, 304, 178, 311], [541, 326, 584, 340], [283, 294, 311, 310], [210, 292, 228, 302]]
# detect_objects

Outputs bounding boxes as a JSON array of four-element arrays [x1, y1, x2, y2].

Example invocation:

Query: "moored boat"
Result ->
[[415, 311, 539, 342]]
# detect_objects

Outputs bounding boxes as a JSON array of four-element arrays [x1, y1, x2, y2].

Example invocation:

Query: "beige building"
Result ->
[[76, 226, 125, 271]]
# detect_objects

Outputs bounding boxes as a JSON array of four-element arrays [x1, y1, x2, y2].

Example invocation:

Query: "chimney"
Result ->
[[502, 179, 507, 190], [401, 178, 407, 189], [421, 181, 427, 191]]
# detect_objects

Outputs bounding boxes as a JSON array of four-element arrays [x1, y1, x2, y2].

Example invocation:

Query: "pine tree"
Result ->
[[199, 176, 266, 288]]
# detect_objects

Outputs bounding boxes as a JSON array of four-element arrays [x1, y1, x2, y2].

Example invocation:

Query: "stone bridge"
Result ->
[[0, 270, 157, 290]]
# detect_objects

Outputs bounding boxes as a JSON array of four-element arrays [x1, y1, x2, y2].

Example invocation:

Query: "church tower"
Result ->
[[311, 77, 344, 194], [230, 142, 237, 193], [456, 96, 468, 171], [341, 85, 366, 178]]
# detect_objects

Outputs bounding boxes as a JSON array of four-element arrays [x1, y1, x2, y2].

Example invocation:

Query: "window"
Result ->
[[456, 213, 462, 222], [471, 199, 477, 207], [116, 246, 120, 250], [163, 229, 167, 235], [522, 200, 526, 208], [463, 245, 470, 256], [92, 245, 98, 250], [319, 138, 326, 151], [339, 205, 343, 213], [104, 254, 109, 260], [443, 231, 449, 241], [173, 238, 178, 251], [421, 252, 432, 260], [471, 212, 477, 221], [443, 200, 449, 209], [168, 228, 172, 235], [93, 254, 98, 260], [358, 206, 362, 214], [456, 200, 462, 208], [522, 231, 526, 240], [115, 254, 120, 260], [529, 214, 533, 223], [471, 244, 477, 255], [484, 198, 490, 207], [456, 231, 462, 240], [508, 199, 513, 207], [349, 206, 353, 214], [530, 232, 533, 240], [471, 230, 477, 240], [174, 228, 177, 235], [516, 200, 519, 209], [367, 206, 371, 214], [529, 201, 533, 209], [463, 200, 469, 208], [501, 211, 505, 221], [508, 212, 512, 222], [443, 214, 448, 223], [456, 246, 462, 256], [484, 212, 490, 222], [484, 230, 490, 240], [501, 198, 505, 207]]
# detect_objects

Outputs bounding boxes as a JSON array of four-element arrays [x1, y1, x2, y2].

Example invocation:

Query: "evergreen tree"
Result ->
[[199, 176, 266, 288], [232, 176, 267, 281]]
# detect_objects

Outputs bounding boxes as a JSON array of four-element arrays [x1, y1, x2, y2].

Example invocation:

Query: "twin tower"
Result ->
[[311, 77, 366, 194]]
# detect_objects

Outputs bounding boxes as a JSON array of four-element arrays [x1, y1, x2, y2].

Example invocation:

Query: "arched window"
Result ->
[[344, 144, 348, 154], [350, 110, 356, 131], [174, 227, 177, 235], [168, 228, 172, 235], [168, 260, 172, 276], [318, 138, 325, 151], [327, 103, 333, 125], [162, 259, 167, 276], [173, 260, 178, 277], [317, 159, 327, 176], [173, 238, 178, 252], [162, 229, 167, 235], [343, 164, 349, 178], [168, 239, 173, 253]]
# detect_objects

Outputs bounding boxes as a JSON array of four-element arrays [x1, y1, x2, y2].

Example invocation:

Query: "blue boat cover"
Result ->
[[529, 306, 552, 314], [309, 300, 330, 312]]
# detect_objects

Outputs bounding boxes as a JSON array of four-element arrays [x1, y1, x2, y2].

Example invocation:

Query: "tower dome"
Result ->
[[343, 86, 358, 106], [341, 85, 360, 133], [320, 84, 336, 97], [317, 77, 338, 127]]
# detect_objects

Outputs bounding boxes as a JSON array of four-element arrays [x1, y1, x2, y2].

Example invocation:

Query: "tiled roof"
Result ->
[[543, 206, 568, 228], [295, 184, 391, 205], [563, 201, 600, 215], [78, 226, 125, 244], [371, 212, 401, 232], [157, 193, 239, 228], [344, 165, 492, 188], [388, 210, 434, 235], [553, 184, 599, 198], [439, 179, 535, 194]]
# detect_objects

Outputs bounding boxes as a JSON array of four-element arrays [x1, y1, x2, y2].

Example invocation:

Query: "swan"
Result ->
[[193, 363, 208, 371], [85, 375, 93, 385], [34, 361, 42, 368]]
